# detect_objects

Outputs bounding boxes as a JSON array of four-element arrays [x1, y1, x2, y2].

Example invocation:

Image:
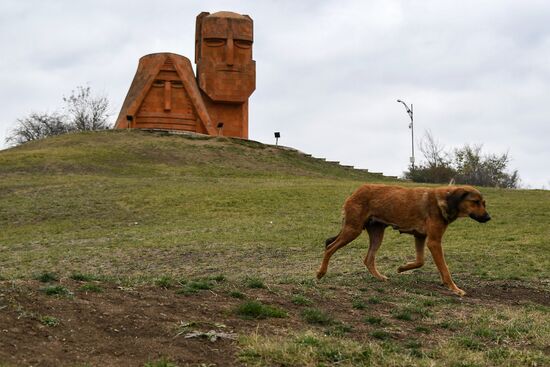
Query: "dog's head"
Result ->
[[438, 186, 491, 223]]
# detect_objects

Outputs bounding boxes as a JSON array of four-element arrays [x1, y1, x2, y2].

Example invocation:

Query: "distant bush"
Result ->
[[404, 131, 519, 188]]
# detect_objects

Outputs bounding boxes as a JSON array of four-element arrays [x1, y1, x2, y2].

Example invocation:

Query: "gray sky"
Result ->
[[1, 0, 549, 188]]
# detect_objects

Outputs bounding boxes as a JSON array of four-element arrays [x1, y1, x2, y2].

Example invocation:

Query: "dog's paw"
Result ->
[[452, 287, 466, 297], [397, 266, 407, 273], [375, 274, 388, 281], [316, 270, 326, 280]]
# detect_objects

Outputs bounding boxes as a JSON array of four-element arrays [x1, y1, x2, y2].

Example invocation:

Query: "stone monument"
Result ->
[[115, 11, 255, 139]]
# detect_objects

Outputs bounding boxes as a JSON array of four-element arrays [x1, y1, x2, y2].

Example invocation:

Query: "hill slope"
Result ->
[[0, 130, 548, 366]]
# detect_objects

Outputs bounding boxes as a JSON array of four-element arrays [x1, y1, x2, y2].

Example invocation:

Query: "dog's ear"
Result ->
[[437, 187, 469, 222]]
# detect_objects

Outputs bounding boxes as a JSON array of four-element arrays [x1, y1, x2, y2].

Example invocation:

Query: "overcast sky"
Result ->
[[1, 0, 549, 188]]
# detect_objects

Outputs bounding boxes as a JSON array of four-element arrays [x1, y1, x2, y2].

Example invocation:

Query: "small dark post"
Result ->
[[217, 122, 224, 136], [274, 132, 281, 146], [126, 115, 133, 129]]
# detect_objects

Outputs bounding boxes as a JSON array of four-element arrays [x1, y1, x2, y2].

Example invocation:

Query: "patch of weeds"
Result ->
[[415, 325, 431, 333], [209, 274, 226, 282], [301, 308, 333, 325], [241, 332, 374, 366], [393, 309, 413, 321], [367, 296, 381, 304], [291, 294, 312, 306], [325, 323, 353, 337], [70, 273, 97, 282], [473, 327, 498, 341], [79, 283, 102, 293], [297, 278, 316, 288], [229, 290, 246, 299], [144, 358, 177, 367], [369, 329, 391, 340], [236, 300, 287, 319], [455, 336, 483, 351], [245, 277, 266, 289], [404, 339, 422, 349], [364, 315, 383, 325], [421, 299, 437, 307], [178, 279, 214, 295], [450, 362, 482, 367], [320, 349, 346, 363], [485, 347, 510, 363], [41, 285, 72, 296], [40, 315, 60, 327], [351, 297, 367, 310], [295, 335, 320, 346], [35, 272, 59, 283], [393, 304, 431, 321], [439, 320, 462, 331], [154, 276, 173, 289]]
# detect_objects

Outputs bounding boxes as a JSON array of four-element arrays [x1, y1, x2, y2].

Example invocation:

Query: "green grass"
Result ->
[[364, 315, 383, 325], [291, 294, 313, 306], [40, 315, 60, 327], [41, 285, 71, 296], [79, 283, 102, 293], [229, 290, 246, 299], [35, 272, 59, 283], [143, 358, 177, 367], [154, 276, 173, 289], [351, 297, 367, 309], [235, 300, 287, 319], [1, 130, 549, 366], [301, 308, 333, 325], [70, 273, 98, 282], [177, 279, 215, 295], [245, 277, 266, 289]]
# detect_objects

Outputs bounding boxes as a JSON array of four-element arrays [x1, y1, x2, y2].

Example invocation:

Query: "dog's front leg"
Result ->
[[426, 236, 465, 297]]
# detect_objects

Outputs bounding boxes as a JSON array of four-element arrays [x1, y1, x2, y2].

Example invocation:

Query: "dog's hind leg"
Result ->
[[397, 235, 426, 273], [316, 225, 362, 279], [364, 222, 388, 281]]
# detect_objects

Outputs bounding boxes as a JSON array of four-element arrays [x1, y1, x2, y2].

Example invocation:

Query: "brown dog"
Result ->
[[316, 184, 490, 296]]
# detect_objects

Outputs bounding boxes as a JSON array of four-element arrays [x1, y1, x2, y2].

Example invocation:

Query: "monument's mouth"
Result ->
[[215, 67, 242, 72]]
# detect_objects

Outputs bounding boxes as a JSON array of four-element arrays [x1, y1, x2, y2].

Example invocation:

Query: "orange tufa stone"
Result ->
[[115, 11, 255, 139]]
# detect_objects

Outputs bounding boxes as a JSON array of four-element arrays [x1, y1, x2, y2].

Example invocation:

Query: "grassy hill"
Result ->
[[0, 130, 548, 366]]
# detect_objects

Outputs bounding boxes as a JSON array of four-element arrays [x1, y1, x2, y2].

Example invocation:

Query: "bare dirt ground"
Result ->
[[0, 279, 548, 366]]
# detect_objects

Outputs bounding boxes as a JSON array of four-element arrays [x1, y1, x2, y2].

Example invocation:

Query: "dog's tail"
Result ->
[[325, 233, 340, 248]]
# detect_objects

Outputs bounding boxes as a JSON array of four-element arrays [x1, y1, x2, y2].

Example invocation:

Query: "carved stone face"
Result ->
[[196, 11, 256, 102]]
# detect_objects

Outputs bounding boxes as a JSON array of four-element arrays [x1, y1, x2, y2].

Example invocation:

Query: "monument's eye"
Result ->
[[172, 81, 184, 88], [204, 38, 225, 47], [234, 39, 252, 49], [153, 80, 165, 87]]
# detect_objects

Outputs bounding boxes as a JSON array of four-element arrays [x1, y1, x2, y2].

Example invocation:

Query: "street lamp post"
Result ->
[[396, 99, 415, 169]]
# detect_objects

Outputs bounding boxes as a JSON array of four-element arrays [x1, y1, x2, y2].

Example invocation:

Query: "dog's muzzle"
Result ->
[[470, 213, 491, 223]]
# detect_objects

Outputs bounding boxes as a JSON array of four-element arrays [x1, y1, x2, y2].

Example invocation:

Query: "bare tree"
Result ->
[[63, 85, 111, 131], [419, 130, 451, 168], [404, 130, 455, 183], [6, 112, 72, 145], [6, 85, 111, 146]]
